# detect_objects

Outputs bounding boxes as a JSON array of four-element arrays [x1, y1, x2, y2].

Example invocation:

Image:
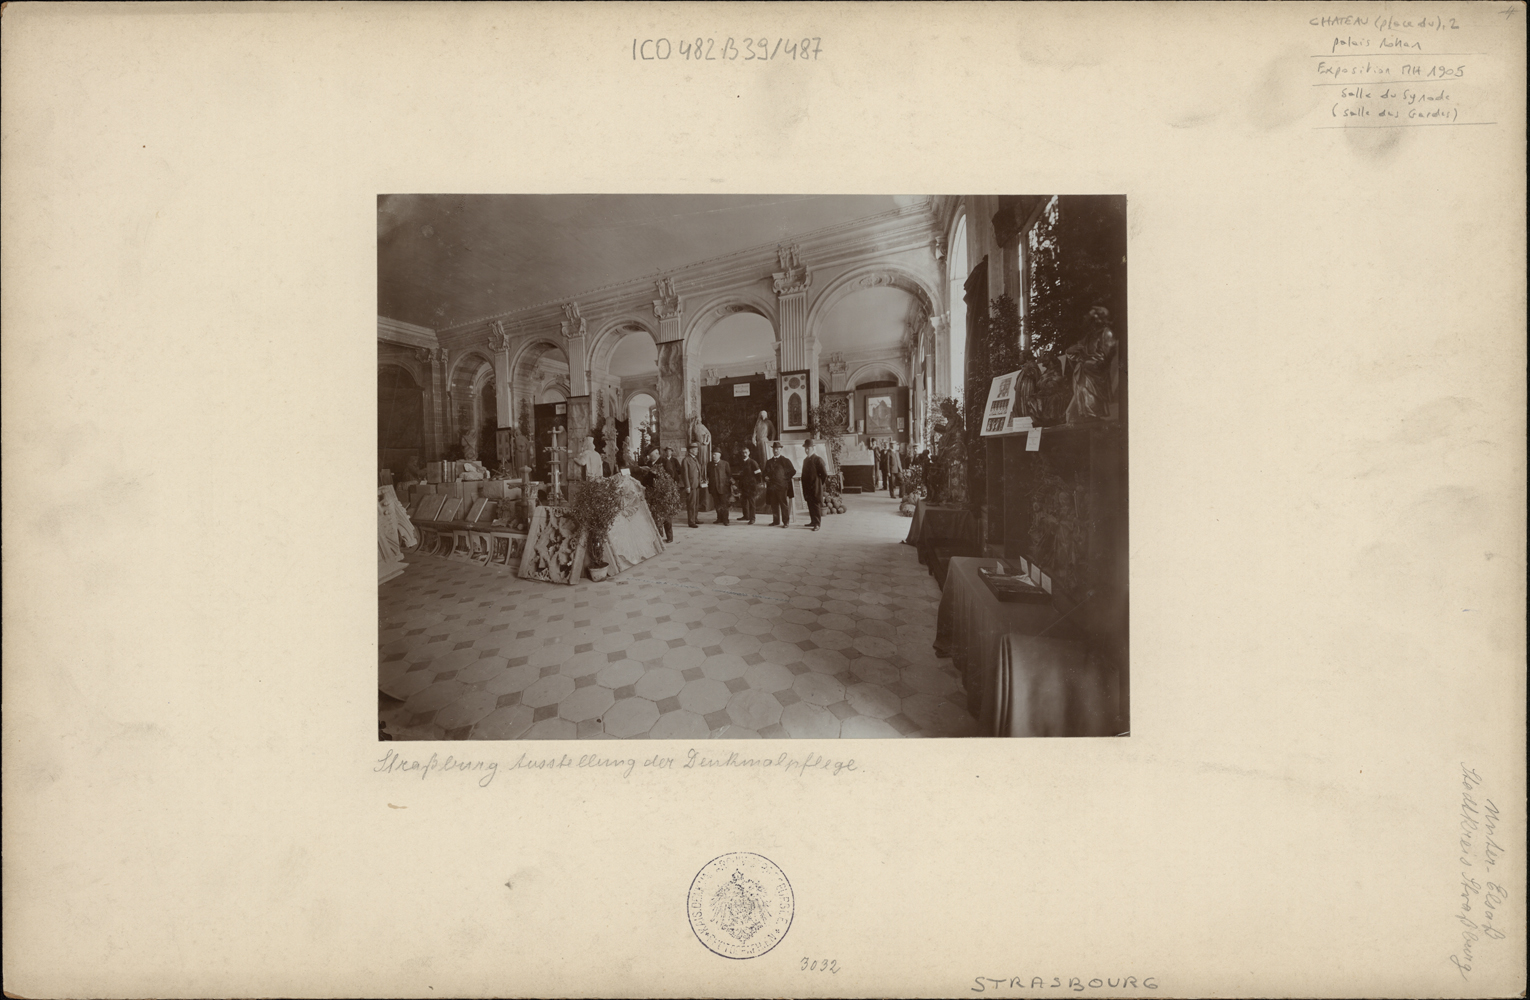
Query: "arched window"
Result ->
[[948, 214, 968, 404]]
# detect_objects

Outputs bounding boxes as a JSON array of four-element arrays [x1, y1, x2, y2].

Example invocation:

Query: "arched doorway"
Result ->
[[697, 310, 777, 461], [606, 327, 659, 459], [513, 340, 572, 482], [626, 391, 659, 458]]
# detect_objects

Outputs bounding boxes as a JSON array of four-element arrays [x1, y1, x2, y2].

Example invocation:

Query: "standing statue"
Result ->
[[572, 435, 603, 480], [512, 426, 531, 473], [1063, 306, 1119, 424], [751, 409, 776, 467], [688, 415, 712, 458]]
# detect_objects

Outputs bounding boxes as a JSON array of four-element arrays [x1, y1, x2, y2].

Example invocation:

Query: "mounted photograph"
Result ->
[[377, 195, 1127, 741]]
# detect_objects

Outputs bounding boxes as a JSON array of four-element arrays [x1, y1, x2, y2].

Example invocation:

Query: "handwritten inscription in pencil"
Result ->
[[1449, 763, 1509, 981], [1307, 9, 1495, 130]]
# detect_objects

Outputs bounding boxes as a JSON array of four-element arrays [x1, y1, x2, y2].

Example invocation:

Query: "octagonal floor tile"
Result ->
[[743, 661, 795, 693], [719, 633, 762, 657], [634, 667, 685, 701], [602, 696, 660, 738], [525, 717, 577, 739], [596, 660, 645, 689], [849, 657, 899, 687], [902, 665, 961, 697], [845, 682, 901, 719], [484, 663, 543, 695], [770, 622, 812, 644], [559, 685, 616, 723], [558, 649, 612, 678], [699, 653, 749, 682], [472, 704, 534, 740], [839, 715, 903, 739], [811, 629, 854, 650], [683, 626, 725, 648], [758, 640, 805, 665], [625, 637, 672, 663], [661, 645, 707, 672], [802, 647, 850, 675], [727, 689, 783, 730], [433, 691, 501, 730], [650, 709, 710, 740], [792, 672, 846, 707], [780, 701, 840, 739], [522, 674, 576, 708], [678, 678, 731, 715], [404, 679, 468, 714]]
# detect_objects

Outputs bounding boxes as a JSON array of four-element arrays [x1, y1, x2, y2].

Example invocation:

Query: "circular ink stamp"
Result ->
[[687, 852, 794, 960]]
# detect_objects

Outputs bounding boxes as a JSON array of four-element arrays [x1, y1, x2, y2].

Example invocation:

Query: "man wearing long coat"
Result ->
[[707, 448, 732, 526], [800, 438, 829, 531], [681, 444, 705, 528], [763, 442, 796, 527], [887, 443, 904, 498], [735, 446, 762, 524]]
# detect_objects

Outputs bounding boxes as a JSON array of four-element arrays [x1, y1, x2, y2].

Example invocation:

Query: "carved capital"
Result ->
[[826, 352, 847, 375], [933, 236, 947, 261], [560, 302, 587, 341], [487, 319, 513, 353], [771, 243, 810, 296], [652, 276, 683, 321], [702, 367, 721, 387]]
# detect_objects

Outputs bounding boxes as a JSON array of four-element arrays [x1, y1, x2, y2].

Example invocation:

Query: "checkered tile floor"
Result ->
[[378, 492, 977, 740]]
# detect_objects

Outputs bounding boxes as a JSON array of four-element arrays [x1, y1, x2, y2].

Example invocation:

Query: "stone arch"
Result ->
[[509, 337, 568, 383], [447, 349, 494, 387], [588, 315, 661, 379], [804, 264, 940, 346], [681, 287, 780, 359], [848, 360, 908, 387], [377, 354, 425, 389]]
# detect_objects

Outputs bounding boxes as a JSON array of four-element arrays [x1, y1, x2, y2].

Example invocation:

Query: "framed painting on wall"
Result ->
[[780, 370, 809, 431], [865, 393, 895, 436]]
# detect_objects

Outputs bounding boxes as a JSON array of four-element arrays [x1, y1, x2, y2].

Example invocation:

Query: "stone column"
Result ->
[[488, 321, 513, 429], [771, 244, 814, 430], [560, 303, 593, 477], [652, 277, 687, 450], [416, 347, 449, 462]]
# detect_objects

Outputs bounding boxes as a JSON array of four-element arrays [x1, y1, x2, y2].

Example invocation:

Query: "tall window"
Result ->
[[947, 214, 968, 404]]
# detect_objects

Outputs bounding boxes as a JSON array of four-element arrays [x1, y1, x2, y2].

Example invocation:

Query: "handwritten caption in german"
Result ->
[[1449, 763, 1510, 982], [374, 747, 859, 788]]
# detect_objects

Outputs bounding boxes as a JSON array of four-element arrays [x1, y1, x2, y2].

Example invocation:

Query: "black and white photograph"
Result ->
[[377, 194, 1128, 741]]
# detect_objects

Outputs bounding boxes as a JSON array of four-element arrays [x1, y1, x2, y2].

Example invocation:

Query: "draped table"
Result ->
[[934, 557, 1119, 737], [903, 499, 977, 583]]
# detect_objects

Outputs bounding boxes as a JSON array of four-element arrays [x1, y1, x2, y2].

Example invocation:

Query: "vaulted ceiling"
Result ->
[[377, 194, 922, 331]]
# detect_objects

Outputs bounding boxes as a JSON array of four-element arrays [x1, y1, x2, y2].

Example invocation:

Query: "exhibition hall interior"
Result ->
[[378, 194, 1128, 741]]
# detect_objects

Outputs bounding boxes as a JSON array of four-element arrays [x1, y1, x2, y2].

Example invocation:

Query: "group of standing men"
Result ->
[[874, 440, 906, 498], [645, 436, 830, 532]]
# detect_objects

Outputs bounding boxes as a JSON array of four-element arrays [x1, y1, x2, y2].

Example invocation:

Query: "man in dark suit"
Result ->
[[887, 442, 904, 498], [681, 444, 705, 528], [764, 442, 796, 527], [800, 438, 828, 531], [735, 446, 762, 524], [708, 448, 732, 525], [660, 445, 682, 483]]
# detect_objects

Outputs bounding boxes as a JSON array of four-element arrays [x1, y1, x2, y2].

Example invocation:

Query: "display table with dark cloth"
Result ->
[[936, 557, 1115, 737], [903, 500, 978, 584]]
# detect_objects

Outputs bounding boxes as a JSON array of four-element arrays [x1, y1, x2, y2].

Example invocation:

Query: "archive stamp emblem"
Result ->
[[687, 852, 794, 959]]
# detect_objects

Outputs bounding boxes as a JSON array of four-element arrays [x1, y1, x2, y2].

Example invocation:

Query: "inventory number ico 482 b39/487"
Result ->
[[633, 37, 822, 62]]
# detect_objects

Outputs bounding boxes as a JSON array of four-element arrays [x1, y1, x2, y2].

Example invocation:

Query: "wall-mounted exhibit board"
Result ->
[[2, 4, 1523, 999]]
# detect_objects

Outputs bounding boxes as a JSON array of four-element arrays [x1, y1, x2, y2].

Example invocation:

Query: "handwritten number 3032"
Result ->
[[802, 958, 840, 973]]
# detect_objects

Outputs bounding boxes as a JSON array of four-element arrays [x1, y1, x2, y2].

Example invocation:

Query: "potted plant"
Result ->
[[568, 474, 625, 582], [644, 467, 683, 537]]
